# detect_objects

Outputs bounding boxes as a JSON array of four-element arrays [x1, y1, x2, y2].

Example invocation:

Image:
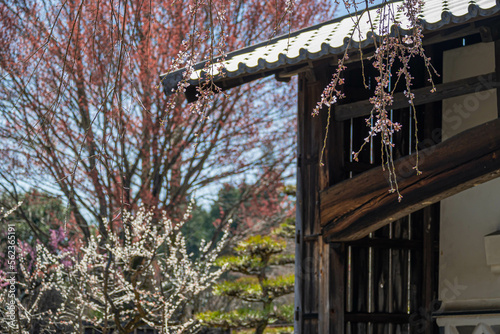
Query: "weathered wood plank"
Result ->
[[296, 63, 333, 334], [422, 205, 437, 334], [302, 79, 321, 321], [330, 243, 345, 334], [294, 74, 305, 334], [316, 66, 334, 334], [334, 72, 499, 121], [344, 312, 410, 323], [495, 39, 500, 117], [303, 238, 319, 315], [320, 117, 500, 242], [347, 237, 422, 249]]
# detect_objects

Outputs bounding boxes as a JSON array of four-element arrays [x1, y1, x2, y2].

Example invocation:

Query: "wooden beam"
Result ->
[[346, 237, 423, 249], [320, 117, 500, 242], [334, 72, 499, 121], [344, 313, 410, 323], [495, 39, 500, 117]]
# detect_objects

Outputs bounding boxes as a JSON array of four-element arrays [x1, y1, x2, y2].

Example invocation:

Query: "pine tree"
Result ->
[[197, 220, 295, 334]]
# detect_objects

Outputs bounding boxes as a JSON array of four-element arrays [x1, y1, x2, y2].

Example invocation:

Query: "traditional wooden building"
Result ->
[[161, 0, 500, 333]]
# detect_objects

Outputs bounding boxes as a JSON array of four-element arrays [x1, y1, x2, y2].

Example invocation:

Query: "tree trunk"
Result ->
[[255, 321, 268, 334]]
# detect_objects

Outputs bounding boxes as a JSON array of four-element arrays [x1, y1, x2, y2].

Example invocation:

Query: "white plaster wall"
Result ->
[[440, 41, 500, 311]]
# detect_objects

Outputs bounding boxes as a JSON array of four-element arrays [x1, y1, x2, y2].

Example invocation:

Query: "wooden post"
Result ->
[[330, 242, 345, 334], [421, 204, 438, 334], [495, 38, 500, 118], [296, 69, 321, 334], [296, 60, 341, 334], [295, 72, 305, 334]]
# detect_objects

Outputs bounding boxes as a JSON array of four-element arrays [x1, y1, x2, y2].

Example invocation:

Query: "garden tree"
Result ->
[[0, 190, 79, 331], [180, 182, 296, 328], [0, 183, 293, 332], [0, 0, 333, 245], [0, 205, 228, 334], [0, 0, 437, 253], [0, 204, 79, 334], [182, 178, 294, 257], [0, 192, 88, 334], [0, 190, 71, 248], [182, 183, 248, 257], [213, 179, 293, 235], [182, 202, 216, 258], [197, 220, 296, 334]]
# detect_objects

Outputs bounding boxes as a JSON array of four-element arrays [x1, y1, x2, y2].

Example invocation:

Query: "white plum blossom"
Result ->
[[1, 205, 228, 334]]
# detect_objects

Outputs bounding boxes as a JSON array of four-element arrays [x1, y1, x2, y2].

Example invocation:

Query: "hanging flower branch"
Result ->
[[314, 0, 438, 200]]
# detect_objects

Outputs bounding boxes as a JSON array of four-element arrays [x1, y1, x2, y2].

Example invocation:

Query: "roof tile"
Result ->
[[161, 0, 500, 95]]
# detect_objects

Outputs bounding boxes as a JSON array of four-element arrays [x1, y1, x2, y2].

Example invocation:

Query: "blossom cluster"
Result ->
[[0, 205, 228, 333], [314, 0, 437, 199]]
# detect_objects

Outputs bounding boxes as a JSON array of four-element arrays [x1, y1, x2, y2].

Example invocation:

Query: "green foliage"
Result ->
[[181, 204, 216, 258], [263, 274, 295, 294], [280, 185, 296, 197], [268, 254, 295, 266], [197, 304, 294, 329], [235, 235, 286, 257], [0, 190, 68, 246], [214, 274, 294, 302], [198, 307, 268, 328], [236, 327, 294, 334], [272, 218, 295, 239], [216, 255, 265, 274], [194, 183, 297, 333], [198, 229, 294, 333], [184, 184, 252, 257], [207, 185, 246, 228], [217, 254, 294, 275]]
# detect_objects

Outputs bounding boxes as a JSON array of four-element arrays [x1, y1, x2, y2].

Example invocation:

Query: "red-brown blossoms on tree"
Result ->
[[0, 0, 332, 242]]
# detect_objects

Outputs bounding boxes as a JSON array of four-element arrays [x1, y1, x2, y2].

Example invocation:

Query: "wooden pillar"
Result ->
[[495, 38, 500, 117], [421, 204, 437, 334], [421, 42, 441, 334], [326, 67, 347, 334], [330, 242, 345, 334], [295, 60, 345, 334], [295, 72, 305, 333], [295, 68, 322, 334]]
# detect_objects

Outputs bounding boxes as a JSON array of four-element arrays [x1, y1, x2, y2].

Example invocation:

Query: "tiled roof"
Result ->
[[160, 0, 500, 95]]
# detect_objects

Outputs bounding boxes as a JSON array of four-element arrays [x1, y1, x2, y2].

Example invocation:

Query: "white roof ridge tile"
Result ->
[[161, 0, 500, 94]]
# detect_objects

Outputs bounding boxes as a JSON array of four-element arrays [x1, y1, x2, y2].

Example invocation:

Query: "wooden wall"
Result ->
[[294, 39, 444, 333], [295, 60, 338, 334]]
